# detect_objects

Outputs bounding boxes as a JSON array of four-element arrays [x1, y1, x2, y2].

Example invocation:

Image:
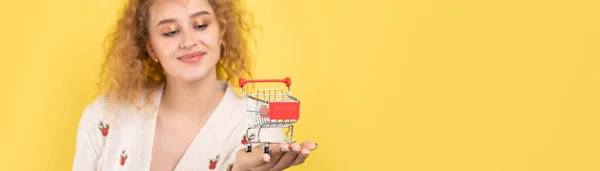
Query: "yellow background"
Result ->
[[1, 0, 599, 170]]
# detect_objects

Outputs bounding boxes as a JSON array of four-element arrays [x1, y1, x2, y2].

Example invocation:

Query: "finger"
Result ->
[[289, 148, 311, 166], [269, 143, 301, 170], [255, 143, 289, 170], [288, 141, 316, 166], [301, 141, 318, 151], [236, 144, 272, 169]]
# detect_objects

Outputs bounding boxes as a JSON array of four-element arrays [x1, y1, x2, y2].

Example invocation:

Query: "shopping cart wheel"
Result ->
[[246, 144, 252, 153], [263, 143, 270, 154]]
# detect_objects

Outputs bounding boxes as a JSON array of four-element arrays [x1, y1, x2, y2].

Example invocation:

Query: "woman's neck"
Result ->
[[160, 70, 225, 121]]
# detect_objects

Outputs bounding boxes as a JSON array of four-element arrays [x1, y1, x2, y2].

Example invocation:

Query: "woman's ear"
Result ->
[[146, 42, 158, 62]]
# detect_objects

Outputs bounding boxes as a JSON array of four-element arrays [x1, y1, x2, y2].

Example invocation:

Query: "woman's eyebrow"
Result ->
[[156, 11, 210, 27], [190, 11, 210, 18]]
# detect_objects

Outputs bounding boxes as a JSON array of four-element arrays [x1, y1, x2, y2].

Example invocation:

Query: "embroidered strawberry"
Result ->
[[120, 150, 128, 166], [260, 105, 269, 117], [241, 133, 255, 145], [98, 121, 110, 137], [208, 155, 220, 170]]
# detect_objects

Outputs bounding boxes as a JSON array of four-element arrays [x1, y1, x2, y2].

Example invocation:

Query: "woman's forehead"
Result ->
[[150, 0, 214, 19]]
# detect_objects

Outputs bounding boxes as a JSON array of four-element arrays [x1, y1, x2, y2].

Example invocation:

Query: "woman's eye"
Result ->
[[195, 24, 208, 30], [163, 30, 179, 37]]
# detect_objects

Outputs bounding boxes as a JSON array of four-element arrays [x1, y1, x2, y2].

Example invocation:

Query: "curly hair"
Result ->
[[99, 0, 256, 109]]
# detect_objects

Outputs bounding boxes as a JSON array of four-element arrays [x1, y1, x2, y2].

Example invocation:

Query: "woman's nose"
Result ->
[[179, 29, 198, 49]]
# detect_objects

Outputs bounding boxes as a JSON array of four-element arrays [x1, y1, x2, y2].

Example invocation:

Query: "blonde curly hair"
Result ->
[[99, 0, 256, 109]]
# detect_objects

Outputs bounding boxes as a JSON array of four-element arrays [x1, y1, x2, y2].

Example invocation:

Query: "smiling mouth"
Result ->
[[177, 51, 206, 63]]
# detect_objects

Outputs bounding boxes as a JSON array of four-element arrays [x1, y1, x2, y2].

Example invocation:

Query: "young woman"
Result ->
[[72, 0, 317, 170]]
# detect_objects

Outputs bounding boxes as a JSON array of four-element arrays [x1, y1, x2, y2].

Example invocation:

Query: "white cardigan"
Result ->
[[72, 81, 284, 171]]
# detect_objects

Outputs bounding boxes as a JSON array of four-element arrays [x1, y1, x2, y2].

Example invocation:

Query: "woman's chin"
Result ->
[[165, 64, 217, 84], [174, 70, 213, 83]]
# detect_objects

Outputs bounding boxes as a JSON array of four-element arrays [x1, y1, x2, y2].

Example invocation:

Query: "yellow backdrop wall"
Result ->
[[0, 0, 599, 170]]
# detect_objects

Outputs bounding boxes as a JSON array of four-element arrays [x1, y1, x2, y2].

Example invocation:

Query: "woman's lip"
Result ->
[[177, 51, 206, 63]]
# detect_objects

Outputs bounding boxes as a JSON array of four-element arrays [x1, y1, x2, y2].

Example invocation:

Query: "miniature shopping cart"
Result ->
[[239, 77, 300, 153]]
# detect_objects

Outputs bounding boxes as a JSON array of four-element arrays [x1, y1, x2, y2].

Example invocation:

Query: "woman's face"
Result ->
[[146, 0, 222, 83]]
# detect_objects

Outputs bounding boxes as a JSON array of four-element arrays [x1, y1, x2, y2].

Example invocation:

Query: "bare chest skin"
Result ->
[[149, 111, 208, 171]]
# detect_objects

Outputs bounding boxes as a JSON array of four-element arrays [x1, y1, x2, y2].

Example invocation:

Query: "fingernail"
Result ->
[[293, 148, 301, 152], [263, 157, 270, 162], [302, 152, 310, 157], [281, 147, 289, 152]]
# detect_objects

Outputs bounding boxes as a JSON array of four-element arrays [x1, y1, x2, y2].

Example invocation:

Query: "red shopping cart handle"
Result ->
[[239, 77, 291, 87]]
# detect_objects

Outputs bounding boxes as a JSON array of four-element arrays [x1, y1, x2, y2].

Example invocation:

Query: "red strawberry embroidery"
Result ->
[[120, 150, 128, 166], [98, 121, 110, 137], [260, 105, 269, 117], [208, 155, 220, 170], [241, 133, 255, 145]]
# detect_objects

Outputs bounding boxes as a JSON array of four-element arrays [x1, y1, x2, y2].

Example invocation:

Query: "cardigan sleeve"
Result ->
[[72, 96, 108, 171]]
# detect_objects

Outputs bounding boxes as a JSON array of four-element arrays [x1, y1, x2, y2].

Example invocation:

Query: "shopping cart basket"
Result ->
[[239, 77, 300, 153]]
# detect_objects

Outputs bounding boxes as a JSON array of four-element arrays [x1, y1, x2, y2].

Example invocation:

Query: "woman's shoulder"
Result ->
[[77, 92, 138, 131], [73, 92, 137, 169], [80, 94, 111, 123], [81, 84, 164, 119], [73, 94, 115, 161]]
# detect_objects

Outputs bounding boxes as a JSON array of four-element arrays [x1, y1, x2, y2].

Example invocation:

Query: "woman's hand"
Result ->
[[231, 141, 318, 171]]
